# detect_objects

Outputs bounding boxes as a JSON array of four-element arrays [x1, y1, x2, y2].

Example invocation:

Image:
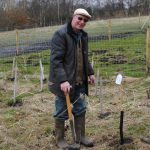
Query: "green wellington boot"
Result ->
[[74, 113, 94, 147], [55, 119, 69, 149]]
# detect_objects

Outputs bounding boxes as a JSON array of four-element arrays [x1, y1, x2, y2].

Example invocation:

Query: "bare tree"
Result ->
[[1, 0, 150, 30]]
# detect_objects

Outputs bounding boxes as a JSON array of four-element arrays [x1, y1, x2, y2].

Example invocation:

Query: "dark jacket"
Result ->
[[48, 22, 94, 97]]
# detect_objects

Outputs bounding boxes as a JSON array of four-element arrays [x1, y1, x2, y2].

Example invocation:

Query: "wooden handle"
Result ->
[[65, 93, 72, 120]]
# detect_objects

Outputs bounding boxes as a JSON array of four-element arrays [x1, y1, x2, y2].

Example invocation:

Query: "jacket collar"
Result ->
[[67, 21, 87, 37]]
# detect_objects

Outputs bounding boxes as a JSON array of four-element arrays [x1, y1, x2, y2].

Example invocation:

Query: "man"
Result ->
[[49, 8, 95, 149]]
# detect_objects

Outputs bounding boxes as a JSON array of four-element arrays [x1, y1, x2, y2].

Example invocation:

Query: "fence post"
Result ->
[[95, 68, 99, 96], [146, 27, 150, 75], [40, 59, 44, 91], [13, 61, 17, 104], [139, 12, 141, 27], [91, 53, 94, 68], [16, 29, 19, 55], [108, 19, 112, 40]]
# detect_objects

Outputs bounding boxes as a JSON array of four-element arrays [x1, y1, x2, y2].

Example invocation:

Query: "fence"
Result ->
[[0, 16, 149, 82]]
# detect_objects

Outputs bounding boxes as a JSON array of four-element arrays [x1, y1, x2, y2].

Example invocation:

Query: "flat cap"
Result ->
[[73, 8, 91, 19]]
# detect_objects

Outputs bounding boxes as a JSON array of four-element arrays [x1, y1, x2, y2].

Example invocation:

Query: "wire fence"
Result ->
[[0, 16, 148, 81]]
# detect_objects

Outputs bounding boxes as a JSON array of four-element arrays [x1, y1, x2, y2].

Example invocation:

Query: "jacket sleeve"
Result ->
[[87, 61, 94, 76], [50, 31, 67, 83]]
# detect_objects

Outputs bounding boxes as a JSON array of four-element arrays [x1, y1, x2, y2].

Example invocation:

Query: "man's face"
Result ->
[[71, 15, 88, 32]]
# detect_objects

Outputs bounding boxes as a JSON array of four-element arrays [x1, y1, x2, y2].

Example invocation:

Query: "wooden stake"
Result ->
[[13, 61, 17, 104], [16, 30, 19, 55], [99, 77, 103, 114], [91, 53, 94, 68], [11, 57, 16, 78], [108, 20, 112, 41], [119, 85, 125, 145], [139, 12, 141, 27], [95, 69, 99, 95], [39, 59, 44, 91], [146, 88, 150, 99], [120, 111, 124, 145], [146, 27, 150, 75]]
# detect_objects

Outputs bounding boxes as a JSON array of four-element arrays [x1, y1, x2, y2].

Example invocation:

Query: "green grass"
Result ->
[[0, 16, 148, 78], [86, 16, 149, 35], [128, 123, 148, 136], [89, 33, 146, 50], [88, 31, 146, 77], [0, 33, 146, 78], [0, 15, 149, 45]]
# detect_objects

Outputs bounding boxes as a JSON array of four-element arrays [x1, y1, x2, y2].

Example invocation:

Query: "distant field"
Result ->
[[0, 15, 148, 78], [86, 16, 149, 35], [0, 15, 149, 47]]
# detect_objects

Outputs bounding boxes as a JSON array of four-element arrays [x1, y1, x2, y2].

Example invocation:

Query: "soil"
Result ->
[[0, 76, 150, 150]]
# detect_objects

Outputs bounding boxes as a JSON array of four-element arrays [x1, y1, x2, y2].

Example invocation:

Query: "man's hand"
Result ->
[[88, 75, 95, 85], [60, 81, 72, 94]]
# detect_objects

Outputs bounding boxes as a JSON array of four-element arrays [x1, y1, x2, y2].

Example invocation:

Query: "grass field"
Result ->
[[0, 16, 150, 150], [0, 74, 150, 150], [0, 15, 149, 46]]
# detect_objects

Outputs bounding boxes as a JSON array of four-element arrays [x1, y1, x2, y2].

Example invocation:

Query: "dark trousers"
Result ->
[[53, 84, 87, 121]]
